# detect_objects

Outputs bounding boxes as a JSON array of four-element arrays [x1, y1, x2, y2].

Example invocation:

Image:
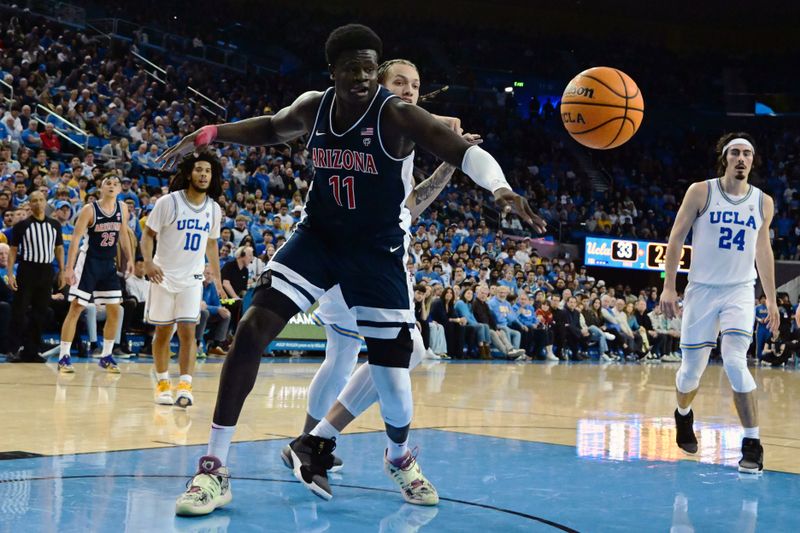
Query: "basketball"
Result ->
[[560, 66, 644, 149]]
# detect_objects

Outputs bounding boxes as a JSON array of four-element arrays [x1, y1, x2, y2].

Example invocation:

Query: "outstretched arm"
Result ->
[[158, 91, 322, 168], [386, 101, 545, 232]]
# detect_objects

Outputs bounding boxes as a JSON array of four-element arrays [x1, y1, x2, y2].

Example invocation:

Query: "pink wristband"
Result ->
[[195, 125, 218, 147]]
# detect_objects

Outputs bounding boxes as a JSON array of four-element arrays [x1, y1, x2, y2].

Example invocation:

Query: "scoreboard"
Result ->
[[584, 237, 691, 273]]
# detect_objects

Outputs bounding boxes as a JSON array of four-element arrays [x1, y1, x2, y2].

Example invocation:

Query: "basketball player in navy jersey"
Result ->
[[280, 58, 479, 477], [162, 24, 545, 516], [660, 132, 778, 474], [58, 174, 134, 374]]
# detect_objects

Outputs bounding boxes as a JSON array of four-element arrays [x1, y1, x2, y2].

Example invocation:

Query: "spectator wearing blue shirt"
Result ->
[[454, 286, 491, 358], [12, 182, 28, 208], [131, 143, 150, 170], [249, 214, 272, 244], [415, 257, 442, 285], [488, 286, 523, 352], [197, 265, 232, 356], [754, 295, 770, 361], [512, 291, 547, 358], [497, 269, 519, 295], [52, 200, 75, 261], [21, 120, 42, 150], [117, 177, 140, 208]]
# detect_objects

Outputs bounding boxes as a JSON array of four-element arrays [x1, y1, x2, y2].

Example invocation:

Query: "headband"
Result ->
[[722, 138, 754, 155]]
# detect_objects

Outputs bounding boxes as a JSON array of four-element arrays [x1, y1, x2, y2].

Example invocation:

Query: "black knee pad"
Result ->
[[366, 326, 412, 368], [250, 271, 302, 323]]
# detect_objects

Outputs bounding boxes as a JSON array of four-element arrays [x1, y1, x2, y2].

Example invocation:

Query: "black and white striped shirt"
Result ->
[[11, 215, 63, 264]]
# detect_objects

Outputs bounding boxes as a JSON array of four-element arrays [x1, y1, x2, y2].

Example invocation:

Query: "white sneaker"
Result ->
[[603, 332, 616, 341], [384, 449, 439, 506], [155, 379, 174, 405], [601, 353, 614, 362], [545, 352, 559, 361], [175, 456, 232, 516], [424, 348, 441, 360], [515, 353, 528, 361]]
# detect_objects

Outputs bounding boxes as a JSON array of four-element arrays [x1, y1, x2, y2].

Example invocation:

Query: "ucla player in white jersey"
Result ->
[[141, 153, 224, 408], [281, 59, 480, 475], [660, 132, 779, 474]]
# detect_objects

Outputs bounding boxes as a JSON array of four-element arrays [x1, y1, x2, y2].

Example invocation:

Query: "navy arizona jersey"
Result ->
[[303, 86, 415, 242], [82, 201, 122, 260]]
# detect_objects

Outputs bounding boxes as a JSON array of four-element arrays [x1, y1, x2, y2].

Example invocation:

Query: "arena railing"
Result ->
[[35, 104, 88, 151], [0, 78, 12, 106]]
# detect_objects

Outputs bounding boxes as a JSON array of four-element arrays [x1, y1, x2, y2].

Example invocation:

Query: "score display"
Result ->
[[585, 237, 691, 273]]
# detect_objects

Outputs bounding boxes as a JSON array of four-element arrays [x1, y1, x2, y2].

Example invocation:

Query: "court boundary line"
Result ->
[[0, 472, 580, 532]]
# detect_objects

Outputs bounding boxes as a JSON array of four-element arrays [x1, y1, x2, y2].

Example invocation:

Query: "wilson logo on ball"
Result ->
[[560, 66, 644, 150], [563, 86, 595, 99]]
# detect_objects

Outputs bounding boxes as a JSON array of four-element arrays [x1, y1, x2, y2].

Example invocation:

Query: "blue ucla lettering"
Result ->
[[708, 211, 756, 229], [177, 219, 211, 232]]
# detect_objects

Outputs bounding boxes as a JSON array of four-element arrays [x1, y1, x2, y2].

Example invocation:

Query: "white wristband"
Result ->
[[461, 145, 510, 193]]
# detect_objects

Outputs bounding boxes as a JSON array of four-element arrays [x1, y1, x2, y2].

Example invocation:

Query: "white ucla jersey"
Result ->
[[147, 190, 221, 292], [688, 178, 764, 286]]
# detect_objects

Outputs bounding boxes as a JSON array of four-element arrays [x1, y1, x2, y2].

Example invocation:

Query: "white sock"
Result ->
[[677, 405, 691, 416], [102, 339, 114, 357], [60, 341, 71, 358], [207, 423, 236, 465], [156, 371, 170, 382], [386, 437, 409, 462], [310, 418, 340, 440], [180, 374, 192, 384], [743, 426, 759, 439]]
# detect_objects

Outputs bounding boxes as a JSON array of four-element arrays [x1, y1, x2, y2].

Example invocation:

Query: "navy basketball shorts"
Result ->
[[258, 225, 414, 340], [68, 252, 122, 306]]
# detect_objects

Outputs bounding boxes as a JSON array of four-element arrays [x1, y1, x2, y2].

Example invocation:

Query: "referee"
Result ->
[[7, 191, 65, 362]]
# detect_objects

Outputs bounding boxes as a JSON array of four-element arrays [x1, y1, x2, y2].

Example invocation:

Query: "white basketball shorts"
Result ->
[[680, 281, 755, 350], [144, 282, 203, 325]]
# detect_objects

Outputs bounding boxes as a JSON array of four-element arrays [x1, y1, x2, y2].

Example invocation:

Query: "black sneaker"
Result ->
[[281, 436, 344, 473], [738, 438, 763, 474], [674, 409, 698, 454], [289, 434, 336, 500]]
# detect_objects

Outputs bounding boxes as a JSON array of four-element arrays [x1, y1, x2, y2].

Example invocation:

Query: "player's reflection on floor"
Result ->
[[577, 416, 746, 467]]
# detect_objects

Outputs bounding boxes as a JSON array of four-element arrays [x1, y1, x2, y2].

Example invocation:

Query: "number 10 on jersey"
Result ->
[[183, 232, 201, 251]]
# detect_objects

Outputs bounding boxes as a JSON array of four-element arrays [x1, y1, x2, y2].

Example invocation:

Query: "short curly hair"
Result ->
[[325, 24, 382, 66], [169, 151, 223, 199]]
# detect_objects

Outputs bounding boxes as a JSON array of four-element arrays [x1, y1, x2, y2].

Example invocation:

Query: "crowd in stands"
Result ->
[[1, 9, 800, 364]]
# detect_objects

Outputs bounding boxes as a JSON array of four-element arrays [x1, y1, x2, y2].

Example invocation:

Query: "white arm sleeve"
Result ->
[[460, 145, 511, 193]]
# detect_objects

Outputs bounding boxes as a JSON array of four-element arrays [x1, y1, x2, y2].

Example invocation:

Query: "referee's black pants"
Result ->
[[10, 262, 53, 358]]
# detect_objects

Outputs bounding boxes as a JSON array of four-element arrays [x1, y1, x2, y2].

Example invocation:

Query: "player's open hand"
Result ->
[[157, 130, 199, 170], [765, 301, 780, 335], [659, 287, 679, 318], [144, 260, 164, 285], [493, 187, 546, 234]]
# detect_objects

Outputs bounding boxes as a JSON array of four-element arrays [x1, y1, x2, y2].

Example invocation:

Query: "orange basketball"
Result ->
[[560, 66, 644, 149]]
